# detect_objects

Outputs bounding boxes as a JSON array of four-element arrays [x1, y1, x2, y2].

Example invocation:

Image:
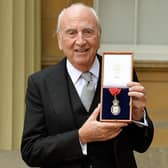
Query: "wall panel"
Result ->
[[0, 0, 41, 150]]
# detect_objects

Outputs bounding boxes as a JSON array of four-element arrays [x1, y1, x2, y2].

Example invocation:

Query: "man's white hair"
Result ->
[[56, 3, 101, 34]]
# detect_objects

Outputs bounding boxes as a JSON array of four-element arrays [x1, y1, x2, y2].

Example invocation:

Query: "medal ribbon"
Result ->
[[109, 88, 121, 96]]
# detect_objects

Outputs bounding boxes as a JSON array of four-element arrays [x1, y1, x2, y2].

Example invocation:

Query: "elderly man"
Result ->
[[21, 3, 154, 168]]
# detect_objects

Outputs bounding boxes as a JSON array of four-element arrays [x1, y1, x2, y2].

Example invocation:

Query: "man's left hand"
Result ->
[[127, 81, 146, 121]]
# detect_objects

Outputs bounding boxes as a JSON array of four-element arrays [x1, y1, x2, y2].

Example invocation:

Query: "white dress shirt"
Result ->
[[67, 57, 99, 97]]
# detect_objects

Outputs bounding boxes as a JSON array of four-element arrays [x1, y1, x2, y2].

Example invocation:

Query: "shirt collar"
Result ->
[[66, 56, 99, 84]]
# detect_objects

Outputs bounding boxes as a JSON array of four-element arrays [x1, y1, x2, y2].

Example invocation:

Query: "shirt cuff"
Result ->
[[132, 109, 148, 127], [80, 142, 87, 155]]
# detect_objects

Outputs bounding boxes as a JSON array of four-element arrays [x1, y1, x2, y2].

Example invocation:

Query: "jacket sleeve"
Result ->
[[128, 69, 154, 152], [21, 75, 83, 167]]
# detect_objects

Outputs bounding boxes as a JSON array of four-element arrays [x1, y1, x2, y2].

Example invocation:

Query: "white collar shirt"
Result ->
[[66, 57, 100, 97]]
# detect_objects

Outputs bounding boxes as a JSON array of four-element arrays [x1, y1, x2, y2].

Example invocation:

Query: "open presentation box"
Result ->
[[100, 52, 133, 122]]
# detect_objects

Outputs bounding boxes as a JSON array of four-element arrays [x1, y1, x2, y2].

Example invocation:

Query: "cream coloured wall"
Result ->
[[94, 0, 168, 61], [0, 0, 41, 150]]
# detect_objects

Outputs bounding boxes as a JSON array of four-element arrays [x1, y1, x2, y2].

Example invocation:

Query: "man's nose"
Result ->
[[76, 32, 86, 45]]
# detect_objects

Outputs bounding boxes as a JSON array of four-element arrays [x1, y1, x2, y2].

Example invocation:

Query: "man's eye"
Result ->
[[83, 29, 95, 37], [68, 31, 75, 35], [66, 30, 77, 37]]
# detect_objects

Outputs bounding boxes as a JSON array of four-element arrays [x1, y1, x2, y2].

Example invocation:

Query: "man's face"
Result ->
[[57, 6, 100, 71]]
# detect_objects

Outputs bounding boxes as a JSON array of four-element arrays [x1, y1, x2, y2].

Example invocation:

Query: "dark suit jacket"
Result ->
[[21, 55, 154, 168]]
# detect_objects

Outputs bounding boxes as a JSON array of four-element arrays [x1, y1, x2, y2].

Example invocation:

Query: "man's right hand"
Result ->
[[79, 104, 128, 144]]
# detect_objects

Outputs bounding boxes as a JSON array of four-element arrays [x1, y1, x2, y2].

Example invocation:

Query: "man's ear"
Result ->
[[57, 32, 63, 50]]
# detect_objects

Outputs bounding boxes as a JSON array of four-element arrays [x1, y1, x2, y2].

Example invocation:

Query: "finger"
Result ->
[[128, 84, 146, 99], [127, 81, 140, 87], [128, 91, 145, 98], [129, 85, 145, 93]]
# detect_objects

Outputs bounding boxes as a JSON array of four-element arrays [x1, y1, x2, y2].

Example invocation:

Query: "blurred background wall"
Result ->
[[0, 0, 41, 150]]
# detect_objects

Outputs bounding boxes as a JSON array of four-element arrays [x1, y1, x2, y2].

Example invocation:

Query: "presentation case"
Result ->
[[100, 52, 133, 122]]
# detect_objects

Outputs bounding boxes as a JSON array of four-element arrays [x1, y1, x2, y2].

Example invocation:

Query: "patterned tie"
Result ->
[[80, 72, 95, 111]]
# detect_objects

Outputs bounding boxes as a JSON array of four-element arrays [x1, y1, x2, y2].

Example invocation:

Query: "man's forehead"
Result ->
[[62, 20, 97, 32], [64, 25, 95, 32], [58, 4, 100, 33], [63, 5, 95, 21]]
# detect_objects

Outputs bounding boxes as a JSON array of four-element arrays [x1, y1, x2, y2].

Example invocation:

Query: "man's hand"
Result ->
[[79, 104, 128, 144], [127, 81, 146, 121]]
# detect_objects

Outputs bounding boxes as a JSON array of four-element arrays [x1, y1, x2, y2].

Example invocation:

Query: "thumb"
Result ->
[[88, 104, 101, 121]]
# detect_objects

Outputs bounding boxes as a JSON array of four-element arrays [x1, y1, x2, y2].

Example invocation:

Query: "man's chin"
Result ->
[[75, 55, 89, 62]]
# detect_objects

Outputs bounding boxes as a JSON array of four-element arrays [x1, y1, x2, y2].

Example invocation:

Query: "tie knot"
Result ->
[[81, 72, 92, 83]]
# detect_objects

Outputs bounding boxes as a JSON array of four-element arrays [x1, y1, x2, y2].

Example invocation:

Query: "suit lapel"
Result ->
[[45, 58, 76, 129]]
